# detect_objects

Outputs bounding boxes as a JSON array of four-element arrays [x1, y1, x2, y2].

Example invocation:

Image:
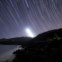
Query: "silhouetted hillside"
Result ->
[[0, 28, 62, 47], [12, 28, 62, 62], [0, 28, 62, 62], [25, 28, 62, 48]]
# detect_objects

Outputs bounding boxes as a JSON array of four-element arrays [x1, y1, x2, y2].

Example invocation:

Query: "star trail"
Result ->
[[0, 0, 62, 38]]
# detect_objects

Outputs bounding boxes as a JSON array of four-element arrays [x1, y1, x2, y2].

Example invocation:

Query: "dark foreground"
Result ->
[[12, 40, 62, 62], [0, 28, 62, 62], [13, 29, 62, 62]]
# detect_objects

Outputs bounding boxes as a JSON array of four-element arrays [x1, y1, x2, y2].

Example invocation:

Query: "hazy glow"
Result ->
[[25, 28, 35, 38]]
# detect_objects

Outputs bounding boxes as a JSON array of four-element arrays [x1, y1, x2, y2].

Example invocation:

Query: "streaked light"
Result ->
[[25, 28, 35, 38]]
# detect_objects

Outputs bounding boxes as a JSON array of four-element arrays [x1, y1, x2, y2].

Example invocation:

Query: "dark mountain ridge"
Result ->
[[0, 28, 62, 48], [12, 28, 62, 62], [0, 28, 62, 62]]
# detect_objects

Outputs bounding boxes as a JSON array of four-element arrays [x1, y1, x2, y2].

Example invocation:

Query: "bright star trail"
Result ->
[[0, 0, 62, 38]]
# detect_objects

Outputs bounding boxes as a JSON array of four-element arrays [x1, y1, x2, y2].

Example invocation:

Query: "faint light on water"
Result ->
[[25, 28, 35, 38]]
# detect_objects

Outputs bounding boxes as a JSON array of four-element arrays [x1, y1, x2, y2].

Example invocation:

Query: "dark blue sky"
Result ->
[[0, 0, 62, 38]]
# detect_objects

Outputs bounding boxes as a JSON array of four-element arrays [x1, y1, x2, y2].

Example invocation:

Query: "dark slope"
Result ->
[[0, 28, 62, 62], [12, 28, 62, 62], [0, 28, 62, 48], [24, 28, 62, 48]]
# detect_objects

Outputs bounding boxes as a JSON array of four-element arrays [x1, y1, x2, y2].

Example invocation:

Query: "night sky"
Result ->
[[0, 0, 62, 38], [0, 0, 62, 61]]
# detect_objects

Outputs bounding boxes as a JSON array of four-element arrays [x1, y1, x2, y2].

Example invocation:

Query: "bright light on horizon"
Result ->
[[25, 28, 35, 38]]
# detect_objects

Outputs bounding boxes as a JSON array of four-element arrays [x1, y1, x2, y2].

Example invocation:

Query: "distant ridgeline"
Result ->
[[12, 28, 62, 62], [0, 28, 62, 47]]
